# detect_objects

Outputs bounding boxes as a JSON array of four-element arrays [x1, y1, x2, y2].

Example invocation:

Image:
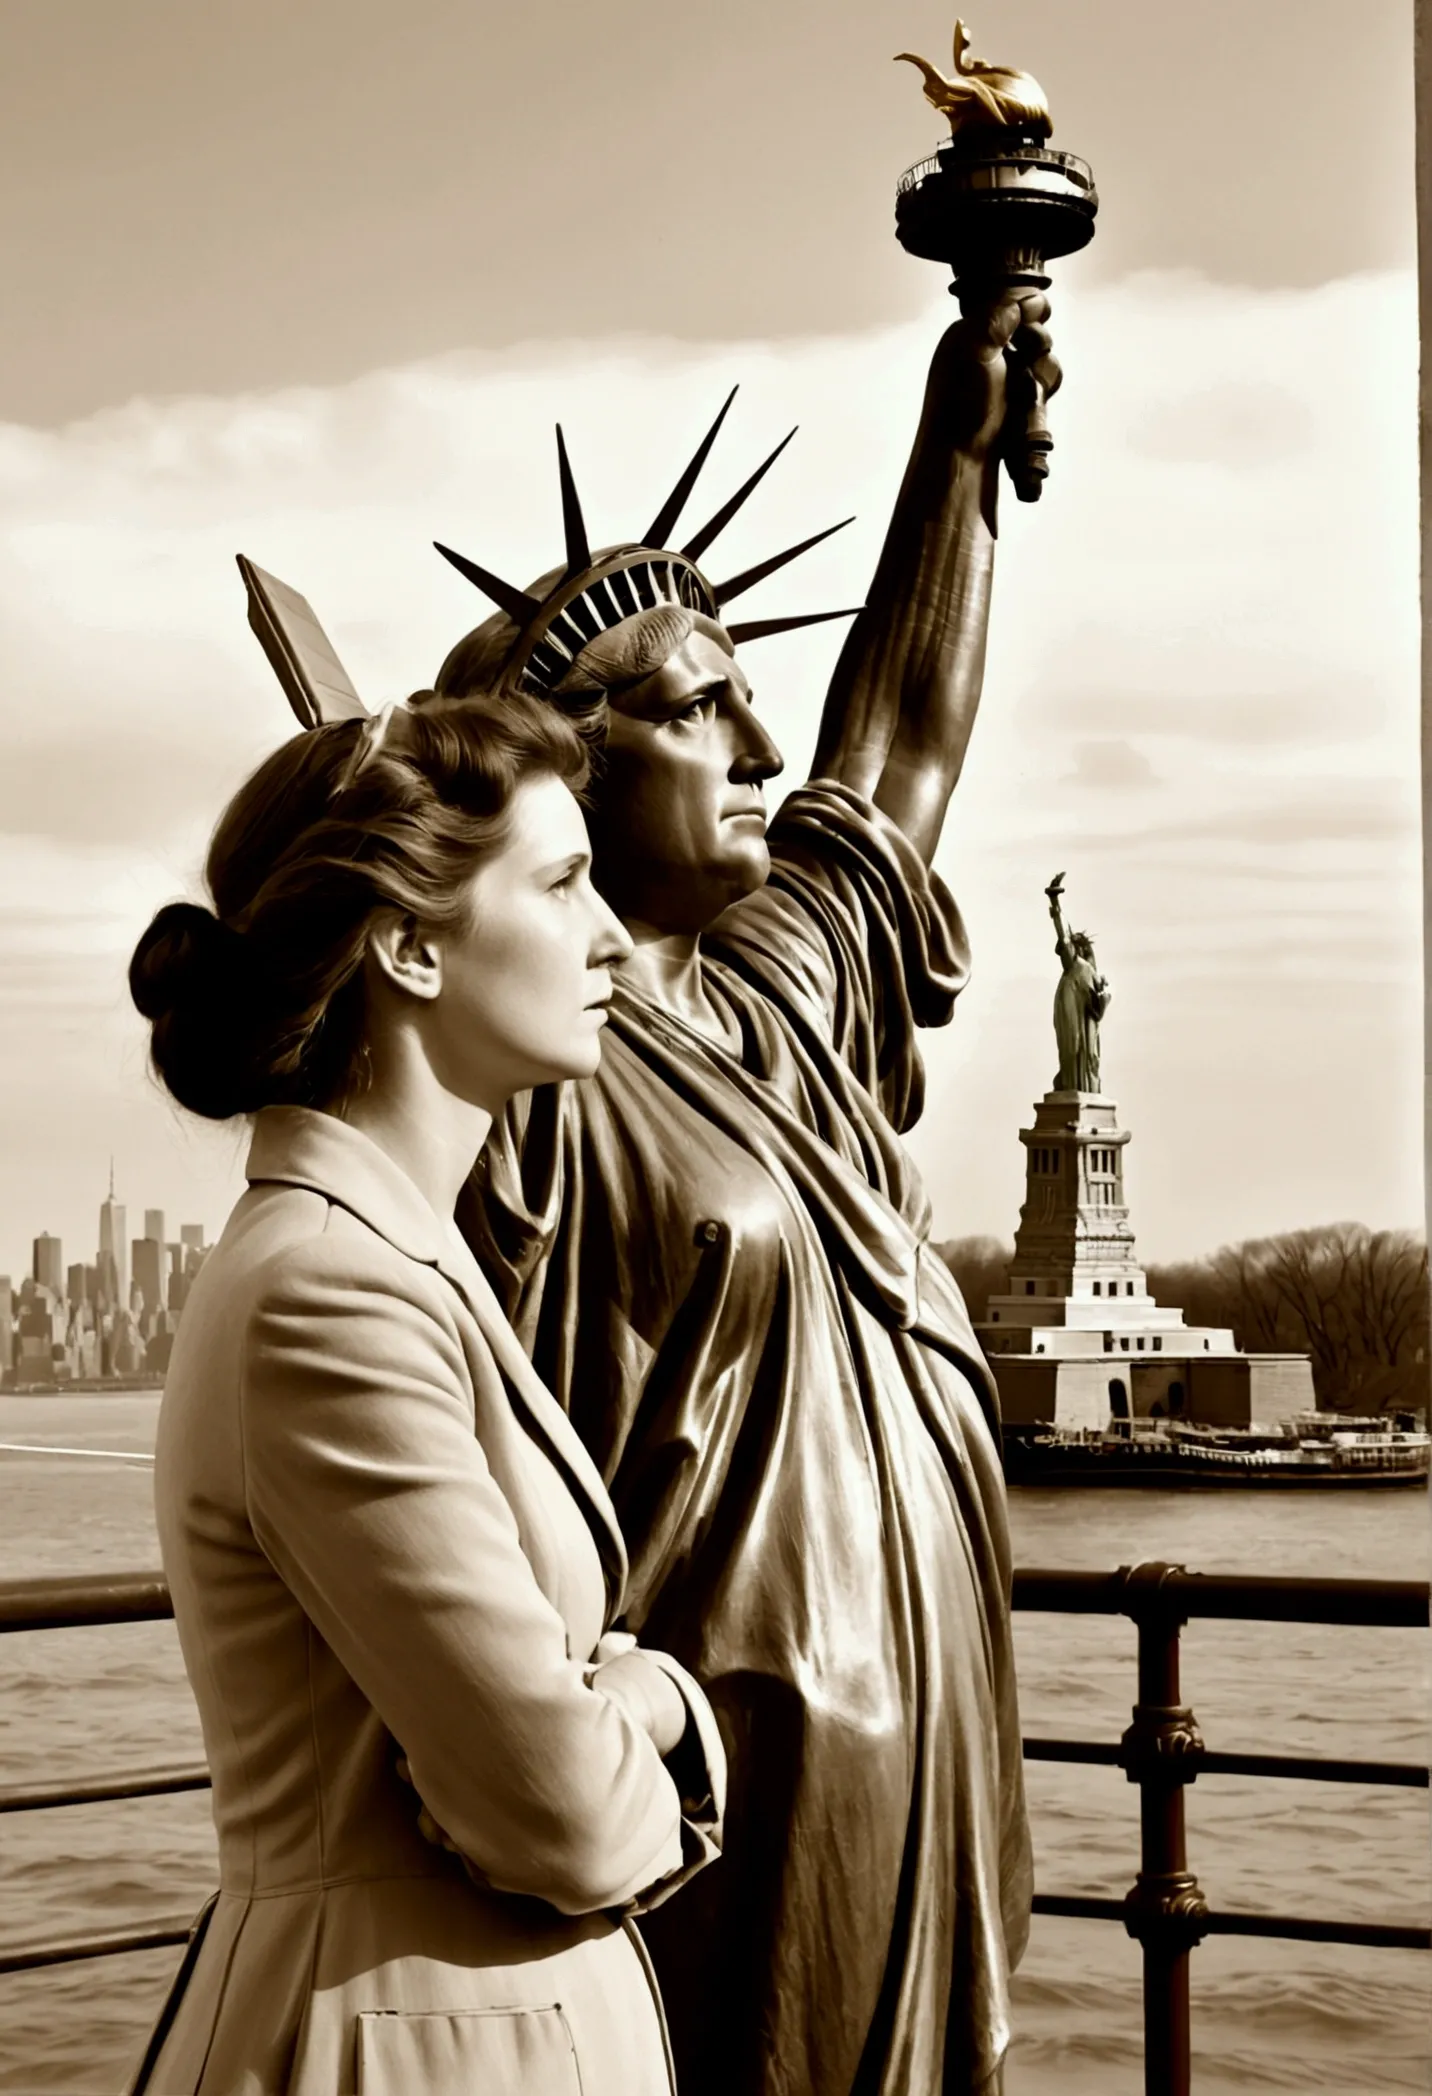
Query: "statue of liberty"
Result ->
[[240, 298, 1041, 2096], [1046, 871, 1110, 1093]]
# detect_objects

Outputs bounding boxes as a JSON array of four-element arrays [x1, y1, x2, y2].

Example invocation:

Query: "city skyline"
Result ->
[[2, 1165, 208, 1307], [1, 1157, 212, 1388], [3, 1159, 207, 1304]]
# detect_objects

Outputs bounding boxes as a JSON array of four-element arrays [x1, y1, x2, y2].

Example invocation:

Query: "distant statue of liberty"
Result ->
[[1046, 872, 1109, 1093]]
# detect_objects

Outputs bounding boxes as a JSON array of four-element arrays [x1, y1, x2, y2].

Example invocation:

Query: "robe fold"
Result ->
[[459, 779, 1033, 2096]]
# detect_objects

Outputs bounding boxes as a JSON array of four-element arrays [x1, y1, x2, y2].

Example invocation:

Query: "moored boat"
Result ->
[[1003, 1413, 1431, 1488]]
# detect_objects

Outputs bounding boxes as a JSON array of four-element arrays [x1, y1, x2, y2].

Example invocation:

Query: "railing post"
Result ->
[[1117, 1563, 1209, 2096]]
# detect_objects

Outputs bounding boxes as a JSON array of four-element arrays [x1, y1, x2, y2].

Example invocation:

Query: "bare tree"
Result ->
[[941, 1223, 1429, 1414], [1150, 1224, 1429, 1415], [935, 1236, 1013, 1324]]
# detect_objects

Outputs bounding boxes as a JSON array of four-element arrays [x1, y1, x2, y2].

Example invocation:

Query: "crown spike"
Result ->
[[643, 386, 739, 548], [714, 518, 856, 606], [681, 427, 798, 564], [725, 606, 864, 645], [555, 425, 590, 577], [434, 543, 542, 627]]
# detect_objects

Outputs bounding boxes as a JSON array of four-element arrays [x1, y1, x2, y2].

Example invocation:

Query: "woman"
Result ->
[[125, 692, 724, 2096]]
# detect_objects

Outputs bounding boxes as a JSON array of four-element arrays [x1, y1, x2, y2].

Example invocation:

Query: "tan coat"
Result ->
[[130, 1107, 724, 2096]]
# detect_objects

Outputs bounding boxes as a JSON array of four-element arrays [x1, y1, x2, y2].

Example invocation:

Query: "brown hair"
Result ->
[[129, 692, 588, 1121]]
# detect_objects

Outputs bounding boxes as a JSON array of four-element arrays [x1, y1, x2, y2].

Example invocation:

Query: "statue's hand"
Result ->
[[927, 285, 1060, 476]]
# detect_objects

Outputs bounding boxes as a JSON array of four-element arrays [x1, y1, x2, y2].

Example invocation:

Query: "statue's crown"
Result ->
[[433, 391, 861, 697]]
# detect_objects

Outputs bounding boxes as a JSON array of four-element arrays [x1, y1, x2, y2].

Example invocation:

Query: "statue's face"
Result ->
[[1072, 933, 1094, 960], [591, 629, 785, 936]]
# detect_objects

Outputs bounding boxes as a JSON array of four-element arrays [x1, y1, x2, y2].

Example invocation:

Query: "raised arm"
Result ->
[[811, 288, 1059, 863], [1046, 874, 1074, 964]]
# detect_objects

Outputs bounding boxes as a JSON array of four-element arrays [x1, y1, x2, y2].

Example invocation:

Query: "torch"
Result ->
[[894, 20, 1097, 501]]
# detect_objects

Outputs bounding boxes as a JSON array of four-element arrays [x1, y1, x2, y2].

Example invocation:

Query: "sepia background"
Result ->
[[0, 0, 1418, 1287], [0, 9, 1424, 2096]]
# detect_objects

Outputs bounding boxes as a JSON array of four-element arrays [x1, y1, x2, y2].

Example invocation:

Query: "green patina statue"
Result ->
[[1046, 871, 1110, 1094]]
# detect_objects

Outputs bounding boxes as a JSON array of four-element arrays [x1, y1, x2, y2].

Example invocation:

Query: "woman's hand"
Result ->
[[396, 1636, 690, 1872], [589, 1649, 688, 1759], [395, 1751, 459, 1855]]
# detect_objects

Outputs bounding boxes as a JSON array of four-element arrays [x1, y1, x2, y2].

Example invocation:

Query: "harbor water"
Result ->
[[0, 1393, 1427, 2095]]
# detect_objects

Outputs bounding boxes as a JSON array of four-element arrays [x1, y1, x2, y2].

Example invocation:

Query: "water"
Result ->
[[0, 1395, 1427, 2095]]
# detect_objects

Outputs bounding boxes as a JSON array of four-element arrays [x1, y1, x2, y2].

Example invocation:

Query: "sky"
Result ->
[[0, 0, 1420, 1282]]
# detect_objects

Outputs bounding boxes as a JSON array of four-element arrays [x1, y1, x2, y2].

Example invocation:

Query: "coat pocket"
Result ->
[[355, 2005, 581, 2095]]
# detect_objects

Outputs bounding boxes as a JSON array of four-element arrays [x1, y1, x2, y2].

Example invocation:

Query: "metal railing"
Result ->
[[1, 1564, 1427, 2093], [1016, 1563, 1430, 2095], [0, 1572, 205, 1975]]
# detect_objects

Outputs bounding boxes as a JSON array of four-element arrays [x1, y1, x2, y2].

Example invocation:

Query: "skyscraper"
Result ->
[[32, 1234, 64, 1296], [180, 1223, 205, 1252], [99, 1160, 127, 1310], [144, 1208, 166, 1248], [132, 1237, 164, 1314]]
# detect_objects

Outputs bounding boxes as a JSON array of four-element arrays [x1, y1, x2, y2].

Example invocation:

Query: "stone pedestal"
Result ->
[[973, 1090, 1314, 1433]]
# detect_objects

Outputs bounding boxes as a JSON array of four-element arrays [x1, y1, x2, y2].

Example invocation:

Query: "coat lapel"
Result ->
[[245, 1107, 629, 1614], [432, 1226, 630, 1612]]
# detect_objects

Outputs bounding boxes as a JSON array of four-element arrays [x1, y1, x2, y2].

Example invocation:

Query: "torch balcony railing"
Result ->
[[0, 1562, 1427, 2094]]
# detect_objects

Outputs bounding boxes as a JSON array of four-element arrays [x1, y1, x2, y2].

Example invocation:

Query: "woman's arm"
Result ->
[[239, 1230, 717, 1916]]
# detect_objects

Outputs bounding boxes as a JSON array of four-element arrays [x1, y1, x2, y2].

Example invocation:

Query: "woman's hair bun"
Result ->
[[129, 903, 240, 1019], [129, 902, 264, 1120]]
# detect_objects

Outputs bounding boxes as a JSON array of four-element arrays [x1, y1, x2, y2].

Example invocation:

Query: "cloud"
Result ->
[[0, 265, 1420, 1269], [1021, 682, 1385, 748], [1063, 739, 1160, 790], [0, 733, 247, 848], [1132, 781, 1418, 851], [1132, 380, 1318, 466], [1010, 775, 1417, 861]]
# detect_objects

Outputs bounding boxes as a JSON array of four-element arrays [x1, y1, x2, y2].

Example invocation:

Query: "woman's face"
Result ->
[[590, 629, 785, 936], [426, 773, 632, 1111]]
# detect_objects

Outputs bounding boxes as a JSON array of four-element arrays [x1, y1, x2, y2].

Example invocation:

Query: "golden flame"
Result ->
[[895, 18, 1052, 141]]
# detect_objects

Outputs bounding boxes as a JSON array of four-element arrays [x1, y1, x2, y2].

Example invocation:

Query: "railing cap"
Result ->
[[3, 1565, 1426, 1635], [1012, 1562, 1430, 1629]]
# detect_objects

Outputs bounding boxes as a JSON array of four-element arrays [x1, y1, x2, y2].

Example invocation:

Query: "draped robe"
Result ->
[[1052, 937, 1106, 1093], [459, 780, 1033, 2096]]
